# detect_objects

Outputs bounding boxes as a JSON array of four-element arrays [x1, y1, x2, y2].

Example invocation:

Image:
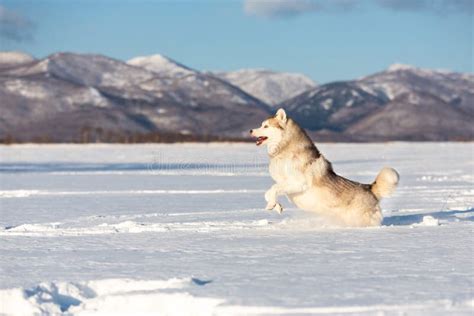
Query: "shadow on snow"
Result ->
[[0, 162, 267, 173], [382, 208, 474, 226]]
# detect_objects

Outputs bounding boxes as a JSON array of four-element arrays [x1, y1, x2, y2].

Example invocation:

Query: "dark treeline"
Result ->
[[2, 126, 472, 145], [0, 126, 251, 144]]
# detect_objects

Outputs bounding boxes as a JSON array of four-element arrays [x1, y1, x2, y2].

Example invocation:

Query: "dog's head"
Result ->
[[250, 108, 288, 148]]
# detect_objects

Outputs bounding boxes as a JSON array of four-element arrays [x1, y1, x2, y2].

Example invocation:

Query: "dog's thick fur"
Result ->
[[250, 108, 399, 227]]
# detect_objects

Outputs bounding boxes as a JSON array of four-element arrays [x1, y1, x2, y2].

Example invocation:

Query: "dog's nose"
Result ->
[[249, 129, 253, 134]]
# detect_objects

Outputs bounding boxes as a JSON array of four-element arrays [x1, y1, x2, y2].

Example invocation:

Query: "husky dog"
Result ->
[[250, 108, 399, 227]]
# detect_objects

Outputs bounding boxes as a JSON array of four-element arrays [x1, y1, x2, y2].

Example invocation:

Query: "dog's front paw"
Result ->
[[265, 202, 283, 214], [274, 203, 283, 214], [265, 201, 276, 211], [264, 189, 275, 203]]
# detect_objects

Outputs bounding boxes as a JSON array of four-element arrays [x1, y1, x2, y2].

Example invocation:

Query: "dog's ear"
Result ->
[[275, 108, 287, 124]]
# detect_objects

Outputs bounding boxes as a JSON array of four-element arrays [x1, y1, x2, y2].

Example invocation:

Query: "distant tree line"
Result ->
[[2, 126, 472, 144], [0, 126, 251, 144]]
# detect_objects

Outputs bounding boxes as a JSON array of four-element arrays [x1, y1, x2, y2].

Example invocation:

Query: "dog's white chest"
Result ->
[[269, 158, 302, 184]]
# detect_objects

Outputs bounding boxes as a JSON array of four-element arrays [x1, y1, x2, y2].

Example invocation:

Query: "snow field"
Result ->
[[0, 143, 473, 315]]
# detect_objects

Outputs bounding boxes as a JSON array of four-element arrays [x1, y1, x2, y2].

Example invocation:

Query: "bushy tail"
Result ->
[[371, 167, 399, 199]]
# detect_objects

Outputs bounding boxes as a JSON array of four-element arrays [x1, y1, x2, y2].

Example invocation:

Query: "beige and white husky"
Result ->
[[250, 108, 399, 227]]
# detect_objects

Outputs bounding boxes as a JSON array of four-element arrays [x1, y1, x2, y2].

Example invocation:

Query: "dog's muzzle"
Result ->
[[255, 136, 268, 146]]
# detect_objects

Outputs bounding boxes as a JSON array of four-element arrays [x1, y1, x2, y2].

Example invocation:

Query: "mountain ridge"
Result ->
[[214, 68, 316, 106], [0, 52, 271, 142], [0, 51, 472, 142], [281, 63, 473, 141]]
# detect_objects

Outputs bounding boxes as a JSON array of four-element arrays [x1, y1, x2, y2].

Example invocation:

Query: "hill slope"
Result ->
[[0, 52, 271, 142], [214, 69, 316, 106], [282, 64, 473, 141], [0, 52, 472, 142]]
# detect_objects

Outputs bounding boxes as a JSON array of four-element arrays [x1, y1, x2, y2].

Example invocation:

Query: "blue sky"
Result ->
[[0, 0, 472, 83]]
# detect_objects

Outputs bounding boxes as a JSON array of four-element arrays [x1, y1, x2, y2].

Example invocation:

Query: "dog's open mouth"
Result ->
[[256, 136, 268, 146]]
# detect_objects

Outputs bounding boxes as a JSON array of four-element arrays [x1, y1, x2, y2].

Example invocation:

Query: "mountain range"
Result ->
[[0, 51, 472, 142], [213, 69, 316, 106], [282, 63, 473, 141]]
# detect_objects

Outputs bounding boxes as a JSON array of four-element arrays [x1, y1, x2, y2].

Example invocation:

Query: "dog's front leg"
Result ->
[[264, 184, 283, 213], [280, 183, 307, 196], [264, 182, 307, 213]]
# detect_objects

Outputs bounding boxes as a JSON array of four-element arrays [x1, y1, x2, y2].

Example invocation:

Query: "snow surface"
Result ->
[[0, 143, 473, 315]]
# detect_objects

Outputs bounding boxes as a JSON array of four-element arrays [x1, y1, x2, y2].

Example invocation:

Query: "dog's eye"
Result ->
[[264, 125, 268, 128]]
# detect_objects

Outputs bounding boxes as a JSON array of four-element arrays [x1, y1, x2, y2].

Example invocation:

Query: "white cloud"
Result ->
[[0, 5, 35, 42], [244, 0, 321, 18], [243, 0, 472, 18], [377, 0, 473, 14]]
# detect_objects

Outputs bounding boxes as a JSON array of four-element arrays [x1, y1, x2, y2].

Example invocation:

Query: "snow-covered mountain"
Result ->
[[345, 91, 473, 141], [0, 51, 35, 68], [0, 52, 271, 142], [129, 57, 317, 106], [214, 69, 316, 106], [358, 63, 474, 114], [127, 54, 194, 78], [282, 64, 473, 141], [282, 81, 387, 131], [0, 52, 472, 142], [126, 54, 268, 110]]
